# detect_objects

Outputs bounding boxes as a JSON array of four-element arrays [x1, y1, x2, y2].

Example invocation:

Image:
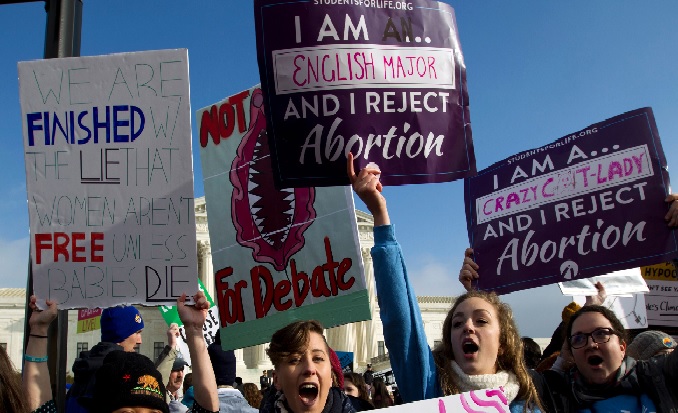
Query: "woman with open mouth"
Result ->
[[348, 155, 544, 412], [537, 304, 678, 412], [262, 320, 356, 413]]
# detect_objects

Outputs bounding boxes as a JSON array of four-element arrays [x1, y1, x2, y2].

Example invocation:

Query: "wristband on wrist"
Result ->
[[24, 354, 48, 363], [30, 334, 49, 339]]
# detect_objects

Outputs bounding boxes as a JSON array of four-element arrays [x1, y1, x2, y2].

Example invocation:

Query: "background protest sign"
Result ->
[[76, 308, 102, 333], [335, 350, 354, 373], [198, 85, 371, 350], [159, 279, 219, 365], [642, 262, 678, 328], [383, 388, 508, 413], [572, 293, 648, 330], [20, 49, 198, 309], [559, 268, 649, 296], [464, 108, 676, 295], [254, 0, 474, 187]]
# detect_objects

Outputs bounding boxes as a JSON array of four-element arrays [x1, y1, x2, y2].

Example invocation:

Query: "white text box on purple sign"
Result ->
[[273, 45, 455, 94]]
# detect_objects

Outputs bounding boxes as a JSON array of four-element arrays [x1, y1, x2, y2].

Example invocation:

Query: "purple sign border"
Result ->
[[254, 0, 475, 188], [464, 108, 678, 294]]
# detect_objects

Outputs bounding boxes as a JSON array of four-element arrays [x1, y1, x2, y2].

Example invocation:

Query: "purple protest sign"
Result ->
[[464, 108, 677, 295], [254, 0, 474, 187]]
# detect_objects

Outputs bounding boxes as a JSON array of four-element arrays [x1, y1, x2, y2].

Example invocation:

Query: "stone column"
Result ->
[[198, 241, 215, 299], [327, 323, 354, 353], [234, 347, 247, 370], [255, 343, 270, 370]]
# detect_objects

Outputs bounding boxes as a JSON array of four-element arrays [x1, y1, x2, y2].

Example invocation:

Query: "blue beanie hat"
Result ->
[[101, 306, 144, 344]]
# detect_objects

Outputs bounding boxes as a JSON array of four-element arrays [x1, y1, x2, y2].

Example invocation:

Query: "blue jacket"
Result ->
[[371, 225, 539, 413]]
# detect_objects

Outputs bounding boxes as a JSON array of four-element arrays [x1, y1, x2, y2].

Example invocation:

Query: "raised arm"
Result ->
[[348, 154, 440, 402], [23, 295, 58, 411], [458, 248, 479, 291], [347, 152, 389, 226], [155, 323, 180, 385], [177, 291, 218, 412]]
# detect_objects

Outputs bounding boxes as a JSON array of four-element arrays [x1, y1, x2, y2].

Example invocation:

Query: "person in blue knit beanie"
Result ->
[[66, 305, 145, 413], [100, 305, 145, 351]]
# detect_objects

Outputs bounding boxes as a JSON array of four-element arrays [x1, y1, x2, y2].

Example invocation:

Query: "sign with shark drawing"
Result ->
[[198, 85, 371, 350]]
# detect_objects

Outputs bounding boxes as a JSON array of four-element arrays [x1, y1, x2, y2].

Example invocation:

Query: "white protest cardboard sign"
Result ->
[[384, 388, 509, 413], [572, 294, 648, 329], [20, 49, 198, 309], [559, 268, 649, 296]]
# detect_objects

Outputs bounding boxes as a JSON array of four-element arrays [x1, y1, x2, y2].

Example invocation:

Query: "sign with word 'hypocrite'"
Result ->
[[20, 49, 198, 309], [254, 0, 474, 187], [465, 108, 676, 294], [198, 84, 370, 350], [642, 262, 678, 328]]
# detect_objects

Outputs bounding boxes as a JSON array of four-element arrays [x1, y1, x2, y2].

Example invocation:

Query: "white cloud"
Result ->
[[0, 237, 30, 288], [407, 255, 467, 297]]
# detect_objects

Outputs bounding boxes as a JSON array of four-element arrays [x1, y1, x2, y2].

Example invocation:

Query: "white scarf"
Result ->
[[450, 361, 520, 404]]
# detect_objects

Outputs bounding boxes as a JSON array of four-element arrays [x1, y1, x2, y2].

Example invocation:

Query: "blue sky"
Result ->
[[1, 1, 677, 337]]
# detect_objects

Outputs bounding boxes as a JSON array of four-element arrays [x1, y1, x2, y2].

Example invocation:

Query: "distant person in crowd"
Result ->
[[627, 330, 676, 360], [167, 356, 188, 400], [166, 356, 189, 412], [66, 305, 146, 412], [182, 373, 195, 410], [344, 372, 374, 411], [362, 364, 374, 396], [370, 380, 392, 409], [522, 337, 542, 370], [207, 337, 258, 413], [242, 383, 263, 409], [260, 381, 271, 397], [391, 387, 403, 405], [260, 320, 356, 413], [234, 376, 245, 395], [27, 291, 219, 413], [21, 295, 58, 413], [349, 155, 543, 412], [155, 322, 189, 406], [260, 370, 271, 388]]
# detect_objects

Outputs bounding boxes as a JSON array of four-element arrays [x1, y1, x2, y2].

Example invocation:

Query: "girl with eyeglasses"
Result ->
[[536, 304, 678, 412]]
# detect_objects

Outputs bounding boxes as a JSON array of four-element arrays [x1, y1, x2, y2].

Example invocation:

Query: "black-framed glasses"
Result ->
[[568, 327, 619, 349]]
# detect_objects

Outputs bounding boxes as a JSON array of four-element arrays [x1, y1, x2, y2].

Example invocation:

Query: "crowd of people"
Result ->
[[3, 157, 678, 413]]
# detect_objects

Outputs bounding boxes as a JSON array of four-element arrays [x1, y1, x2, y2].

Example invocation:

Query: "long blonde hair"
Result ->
[[431, 290, 542, 411]]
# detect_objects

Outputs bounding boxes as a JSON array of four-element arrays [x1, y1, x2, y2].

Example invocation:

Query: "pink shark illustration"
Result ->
[[230, 88, 316, 271]]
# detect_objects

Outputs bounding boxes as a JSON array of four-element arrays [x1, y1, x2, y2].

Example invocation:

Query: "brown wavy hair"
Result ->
[[243, 383, 263, 409], [0, 346, 28, 413], [266, 320, 327, 368], [431, 290, 542, 412], [344, 372, 370, 402], [371, 379, 393, 409]]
